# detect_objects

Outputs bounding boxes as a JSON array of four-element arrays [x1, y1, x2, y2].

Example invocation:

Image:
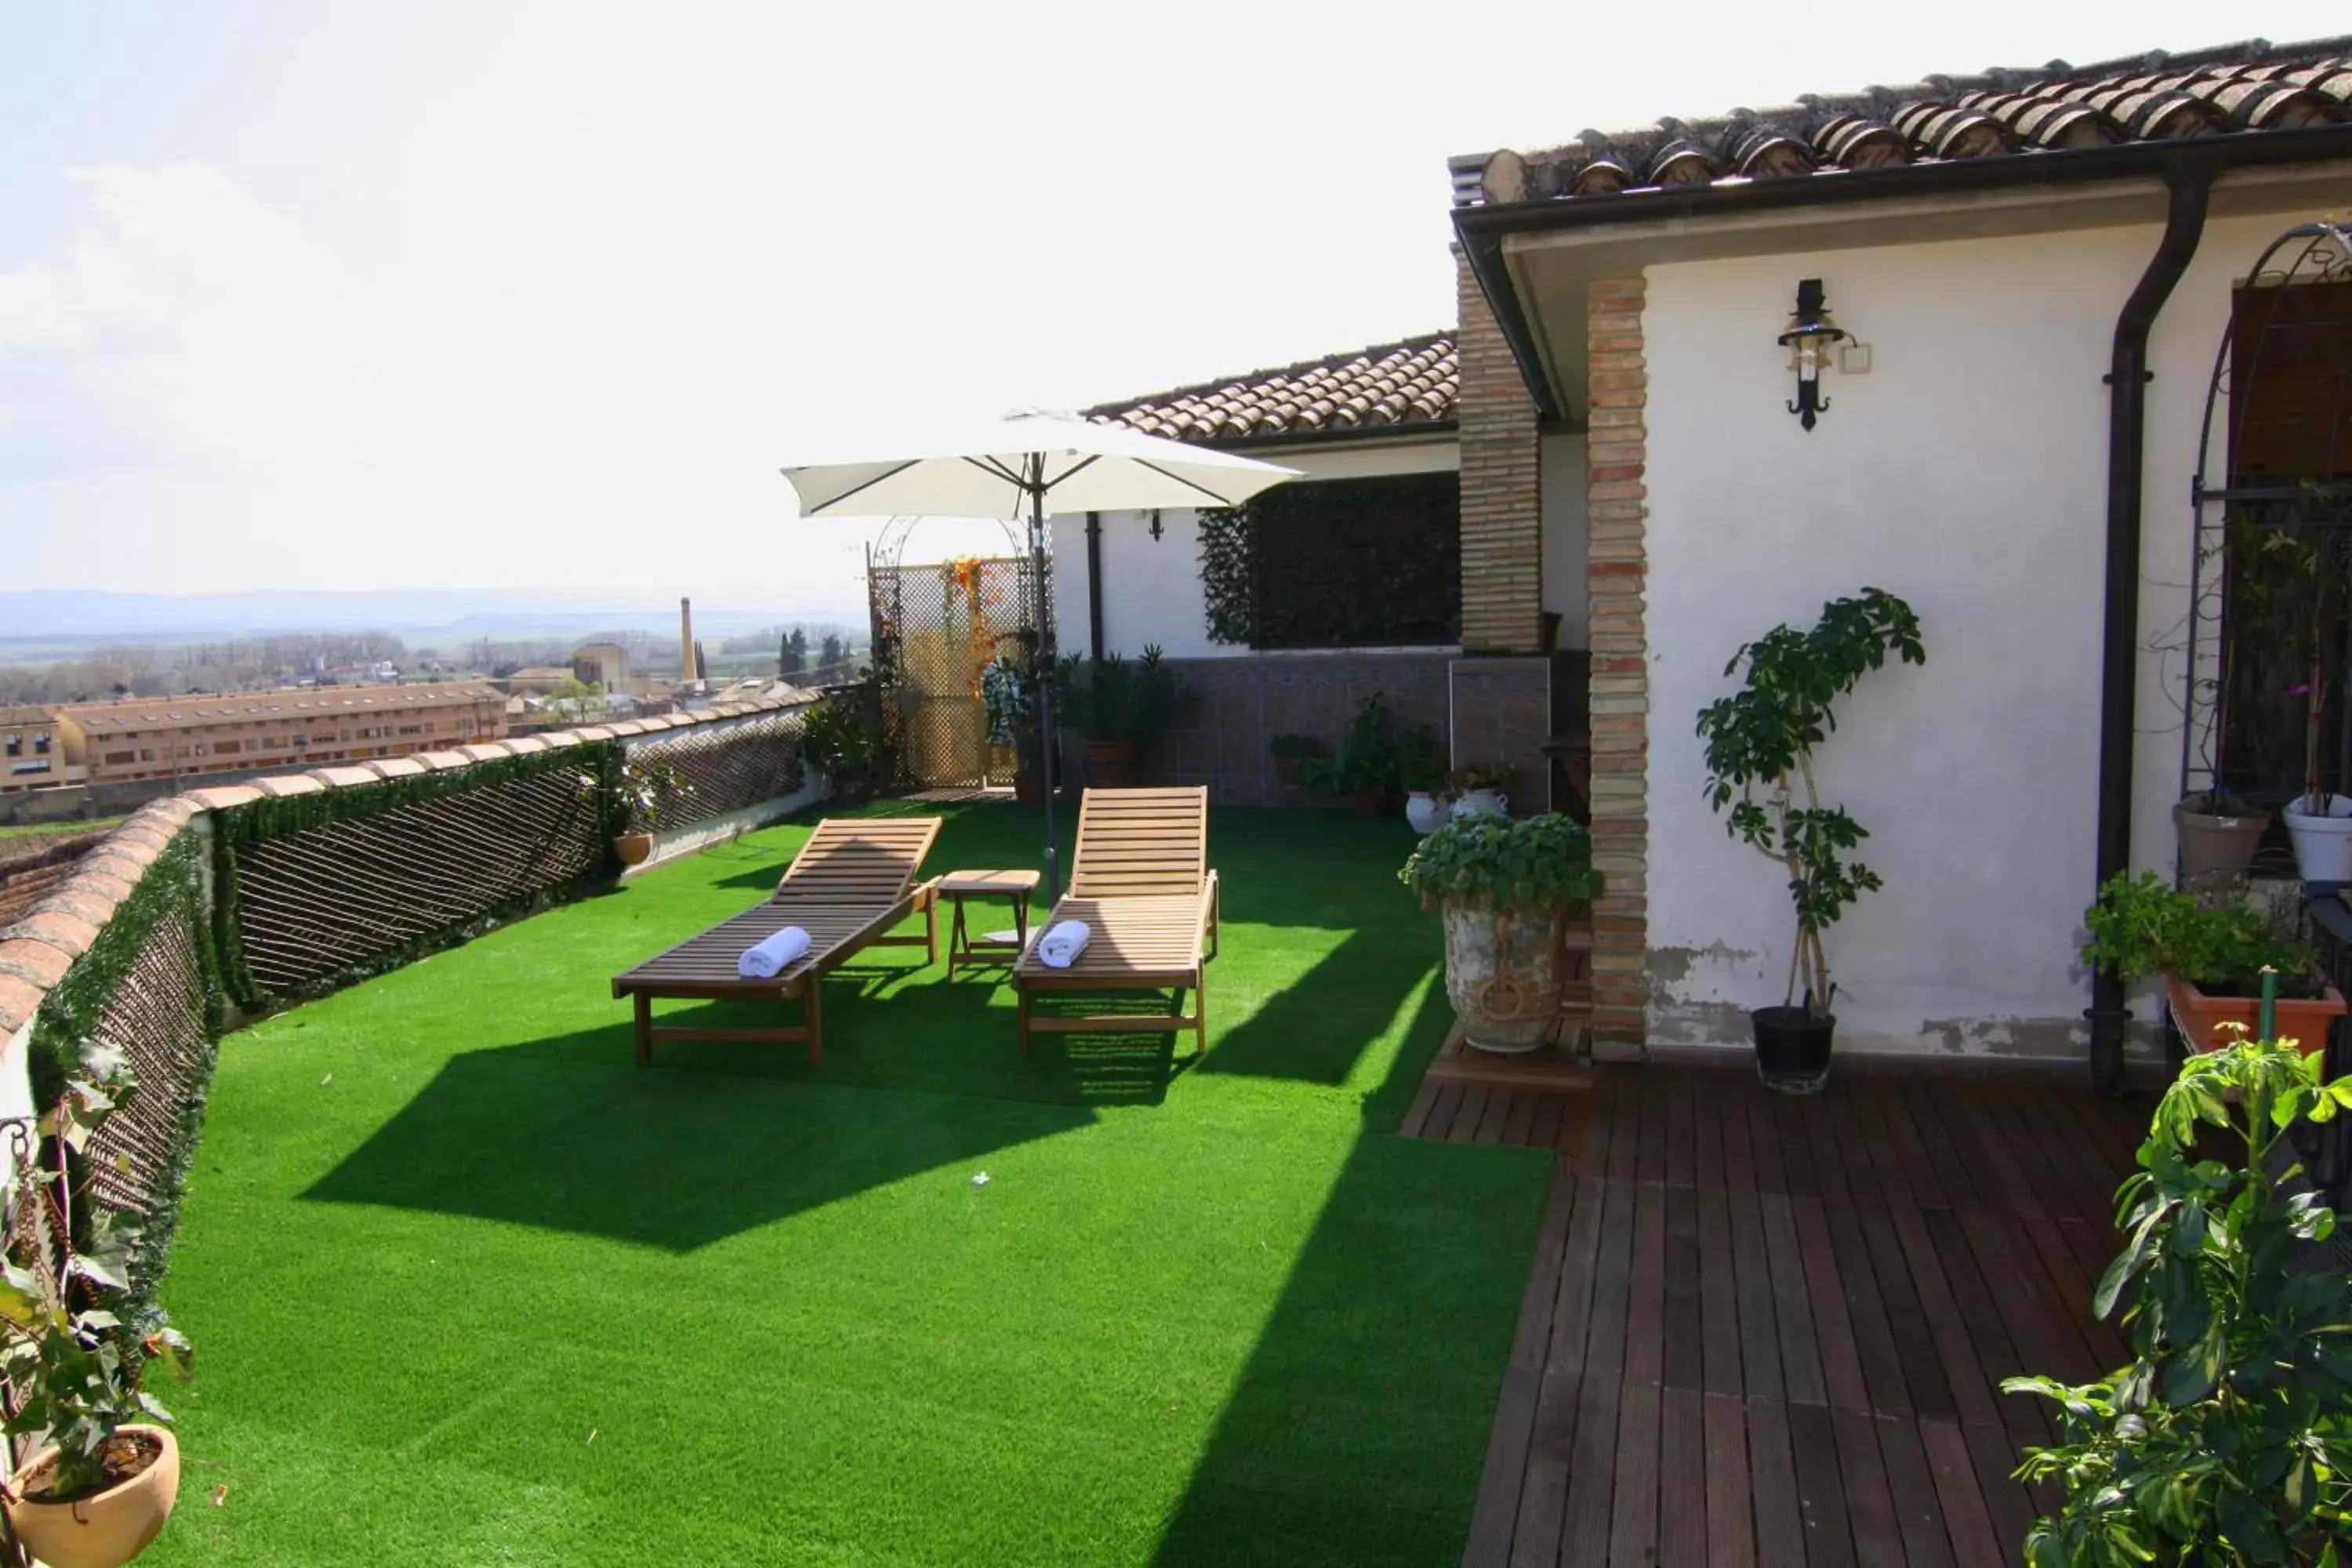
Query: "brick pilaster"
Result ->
[[1455, 252, 1543, 654], [1585, 277, 1650, 1049]]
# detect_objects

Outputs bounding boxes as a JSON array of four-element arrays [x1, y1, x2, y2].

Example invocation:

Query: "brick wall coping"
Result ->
[[0, 695, 812, 1036]]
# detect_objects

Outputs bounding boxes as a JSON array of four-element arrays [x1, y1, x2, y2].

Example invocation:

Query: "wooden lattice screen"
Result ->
[[224, 757, 612, 999], [85, 894, 211, 1232], [625, 707, 808, 833]]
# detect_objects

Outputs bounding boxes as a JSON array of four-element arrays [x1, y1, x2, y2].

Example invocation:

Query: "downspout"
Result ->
[[1084, 510, 1105, 656], [2089, 155, 2216, 1095]]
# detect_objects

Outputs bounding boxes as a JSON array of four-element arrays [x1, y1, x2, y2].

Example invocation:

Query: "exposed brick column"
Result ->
[[1454, 252, 1542, 654], [1586, 277, 1650, 1049]]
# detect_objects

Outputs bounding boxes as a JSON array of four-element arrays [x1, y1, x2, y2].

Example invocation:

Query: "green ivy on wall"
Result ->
[[1196, 473, 1461, 650]]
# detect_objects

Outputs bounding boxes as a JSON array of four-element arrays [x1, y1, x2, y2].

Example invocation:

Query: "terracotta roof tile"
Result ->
[[1087, 332, 1457, 448], [1456, 34, 2352, 209]]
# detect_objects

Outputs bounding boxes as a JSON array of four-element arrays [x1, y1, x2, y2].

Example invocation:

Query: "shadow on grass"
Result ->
[[1150, 982, 1548, 1568]]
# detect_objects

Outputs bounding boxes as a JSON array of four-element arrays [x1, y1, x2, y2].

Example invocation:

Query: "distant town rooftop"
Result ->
[[60, 681, 503, 735]]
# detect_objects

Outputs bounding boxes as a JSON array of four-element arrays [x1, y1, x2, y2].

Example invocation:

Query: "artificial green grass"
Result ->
[[143, 804, 1550, 1566]]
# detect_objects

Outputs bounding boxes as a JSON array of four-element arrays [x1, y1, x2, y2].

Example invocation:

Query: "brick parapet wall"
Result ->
[[0, 695, 812, 1039], [1585, 277, 1650, 1051], [1456, 252, 1543, 655]]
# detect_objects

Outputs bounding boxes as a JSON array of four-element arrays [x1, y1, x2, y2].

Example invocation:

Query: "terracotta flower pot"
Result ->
[[613, 830, 655, 866], [6, 1425, 180, 1568], [1273, 756, 1306, 788], [1441, 898, 1571, 1052], [1085, 739, 1140, 788], [2165, 974, 2347, 1056], [1013, 770, 1045, 806]]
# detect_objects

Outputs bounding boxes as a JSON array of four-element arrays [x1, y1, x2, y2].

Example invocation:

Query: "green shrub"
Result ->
[[1399, 812, 1602, 911], [2082, 870, 2316, 993], [2006, 1033, 2352, 1563]]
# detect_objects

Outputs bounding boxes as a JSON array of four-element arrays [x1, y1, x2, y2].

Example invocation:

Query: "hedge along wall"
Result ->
[[0, 694, 815, 1330]]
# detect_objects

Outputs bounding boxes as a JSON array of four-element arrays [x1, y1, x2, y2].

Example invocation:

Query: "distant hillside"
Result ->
[[0, 590, 866, 648]]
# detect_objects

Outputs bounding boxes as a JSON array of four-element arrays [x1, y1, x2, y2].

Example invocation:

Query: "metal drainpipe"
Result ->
[[1084, 510, 1105, 657], [2089, 155, 2216, 1095]]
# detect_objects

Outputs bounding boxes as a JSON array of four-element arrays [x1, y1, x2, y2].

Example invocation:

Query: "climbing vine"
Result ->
[[1196, 474, 1460, 650]]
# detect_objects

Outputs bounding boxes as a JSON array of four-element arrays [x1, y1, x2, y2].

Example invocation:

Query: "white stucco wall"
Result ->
[[1541, 433, 1588, 652], [1640, 209, 2289, 1063], [1048, 436, 1461, 658]]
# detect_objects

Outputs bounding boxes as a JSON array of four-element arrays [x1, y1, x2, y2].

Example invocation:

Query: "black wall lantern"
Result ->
[[1145, 507, 1165, 542], [1777, 278, 1847, 431]]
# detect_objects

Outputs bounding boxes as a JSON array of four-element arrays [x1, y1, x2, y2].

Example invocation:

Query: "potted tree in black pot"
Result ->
[[1697, 589, 1925, 1092]]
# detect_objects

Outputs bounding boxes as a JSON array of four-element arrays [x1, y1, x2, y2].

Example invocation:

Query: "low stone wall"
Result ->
[[1142, 652, 1453, 806]]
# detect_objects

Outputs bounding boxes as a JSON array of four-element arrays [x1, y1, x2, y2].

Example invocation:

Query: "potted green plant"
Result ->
[[1269, 734, 1323, 789], [1400, 813, 1603, 1053], [2174, 789, 2272, 889], [1447, 764, 1516, 821], [1298, 693, 1404, 816], [1697, 589, 1926, 1092], [2006, 1032, 2352, 1560], [982, 655, 1047, 804], [800, 694, 880, 800], [1398, 725, 1447, 833], [612, 753, 691, 866], [2082, 869, 2345, 1055], [1052, 647, 1192, 789], [1, 1047, 193, 1568]]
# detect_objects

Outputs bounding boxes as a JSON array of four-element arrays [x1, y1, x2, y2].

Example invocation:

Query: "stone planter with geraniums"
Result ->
[[1401, 812, 1603, 1054], [0, 1045, 194, 1568], [2082, 869, 2346, 1058], [1697, 588, 1926, 1092]]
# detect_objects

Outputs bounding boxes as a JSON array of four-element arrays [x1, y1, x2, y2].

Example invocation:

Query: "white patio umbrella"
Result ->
[[782, 412, 1299, 902]]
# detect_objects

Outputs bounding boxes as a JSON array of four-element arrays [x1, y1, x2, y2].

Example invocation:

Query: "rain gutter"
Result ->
[[2089, 154, 2216, 1096], [1084, 510, 1105, 657]]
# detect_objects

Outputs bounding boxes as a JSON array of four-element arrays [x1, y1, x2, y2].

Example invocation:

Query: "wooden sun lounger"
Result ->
[[611, 816, 942, 1066], [1014, 787, 1219, 1058]]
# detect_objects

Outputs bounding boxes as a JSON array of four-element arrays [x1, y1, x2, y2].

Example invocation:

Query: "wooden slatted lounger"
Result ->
[[611, 816, 942, 1066], [1014, 787, 1219, 1058]]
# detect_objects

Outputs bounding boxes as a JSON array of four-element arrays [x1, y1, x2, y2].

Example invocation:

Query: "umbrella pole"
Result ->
[[1030, 473, 1060, 904]]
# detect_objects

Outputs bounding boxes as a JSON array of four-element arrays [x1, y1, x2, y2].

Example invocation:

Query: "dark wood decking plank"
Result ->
[[1666, 1183, 1707, 1393], [1963, 1420, 2035, 1565], [1957, 1201, 2102, 1388], [1728, 1152, 1788, 1403], [1474, 1086, 1515, 1145], [1913, 1205, 2041, 1442], [1424, 1083, 1465, 1145], [1693, 1067, 1730, 1190], [1921, 1418, 2006, 1568], [1501, 1088, 1540, 1149], [1761, 1189, 1829, 1408], [1878, 1083, 1955, 1210], [1609, 1180, 1669, 1566], [1637, 1068, 1671, 1187], [1464, 1172, 1578, 1566], [1450, 1086, 1494, 1143], [1530, 1094, 1567, 1162], [1512, 1173, 1610, 1567], [1793, 1196, 1870, 1415], [1559, 1176, 1637, 1567], [1747, 1083, 1791, 1194], [1705, 1391, 1757, 1568], [1788, 1401, 1857, 1568], [1606, 1071, 1645, 1185], [1699, 1179, 1747, 1399], [1773, 1091, 1820, 1200], [1801, 1092, 1854, 1208], [1824, 1200, 1915, 1418], [1748, 1400, 1809, 1568], [1667, 1071, 1698, 1189], [1401, 1079, 1442, 1139], [1830, 1407, 1905, 1568], [1662, 1387, 1711, 1568], [1878, 1415, 1958, 1568]]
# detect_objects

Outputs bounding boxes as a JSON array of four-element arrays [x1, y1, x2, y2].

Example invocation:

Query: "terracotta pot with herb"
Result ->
[[2082, 870, 2346, 1055]]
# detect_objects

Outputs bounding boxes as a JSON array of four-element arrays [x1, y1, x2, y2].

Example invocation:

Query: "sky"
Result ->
[[2, 2, 2344, 619]]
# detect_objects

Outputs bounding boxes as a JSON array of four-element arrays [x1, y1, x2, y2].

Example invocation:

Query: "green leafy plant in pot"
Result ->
[[1269, 734, 1323, 789], [611, 752, 691, 866], [2082, 869, 2344, 1058], [982, 655, 1047, 804], [2005, 1032, 2352, 1561], [799, 694, 881, 799], [1400, 813, 1603, 1053], [1697, 588, 1925, 1092], [1298, 693, 1404, 816], [1051, 647, 1191, 789], [1, 1045, 194, 1568]]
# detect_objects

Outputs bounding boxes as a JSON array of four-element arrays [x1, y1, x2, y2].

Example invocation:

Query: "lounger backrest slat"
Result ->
[[776, 817, 942, 902], [1068, 787, 1207, 899]]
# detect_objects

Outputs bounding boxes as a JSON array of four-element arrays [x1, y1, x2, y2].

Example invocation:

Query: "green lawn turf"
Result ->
[[142, 803, 1551, 1567]]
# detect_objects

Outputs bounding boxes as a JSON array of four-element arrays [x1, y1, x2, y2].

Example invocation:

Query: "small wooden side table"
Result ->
[[938, 869, 1044, 978]]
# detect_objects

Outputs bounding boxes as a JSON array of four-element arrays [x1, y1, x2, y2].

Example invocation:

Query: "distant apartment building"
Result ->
[[0, 706, 84, 793], [572, 642, 629, 691], [55, 681, 508, 786]]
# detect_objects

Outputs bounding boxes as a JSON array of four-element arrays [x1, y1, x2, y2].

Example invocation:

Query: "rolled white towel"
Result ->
[[1035, 919, 1091, 970], [738, 925, 811, 978]]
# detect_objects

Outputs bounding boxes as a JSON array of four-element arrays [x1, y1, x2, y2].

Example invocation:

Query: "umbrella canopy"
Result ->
[[781, 411, 1298, 519], [781, 412, 1299, 902]]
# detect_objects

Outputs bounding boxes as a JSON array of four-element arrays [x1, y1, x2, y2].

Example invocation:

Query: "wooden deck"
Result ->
[[1455, 1062, 2147, 1568]]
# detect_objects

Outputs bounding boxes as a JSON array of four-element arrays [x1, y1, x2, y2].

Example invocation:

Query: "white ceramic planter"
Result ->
[[1405, 791, 1447, 835], [1451, 789, 1508, 821], [2286, 794, 2352, 882]]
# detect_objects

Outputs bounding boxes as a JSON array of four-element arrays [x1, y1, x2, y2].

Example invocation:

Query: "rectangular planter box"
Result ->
[[2165, 973, 2347, 1056]]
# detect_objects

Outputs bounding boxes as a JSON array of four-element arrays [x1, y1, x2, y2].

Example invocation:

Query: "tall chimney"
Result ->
[[678, 597, 695, 691]]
